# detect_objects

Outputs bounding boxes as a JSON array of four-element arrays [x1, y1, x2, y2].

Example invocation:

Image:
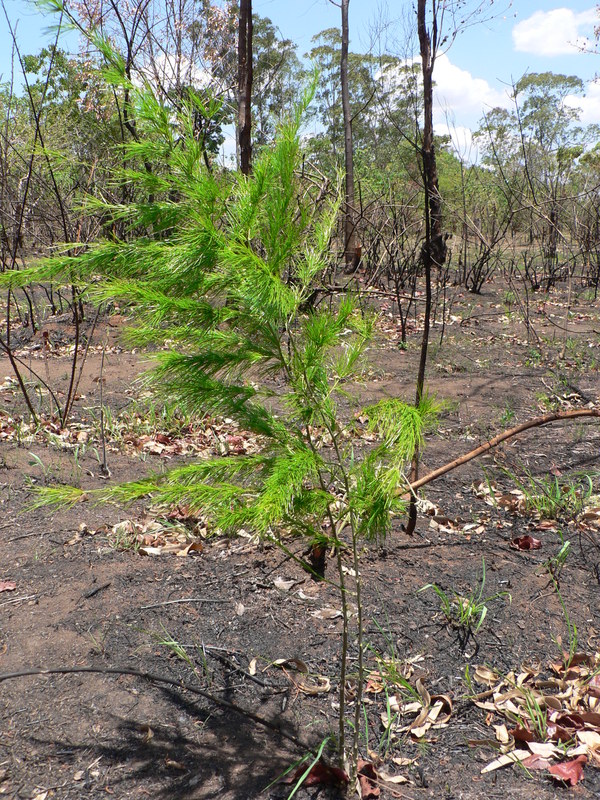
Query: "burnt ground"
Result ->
[[1, 278, 600, 799]]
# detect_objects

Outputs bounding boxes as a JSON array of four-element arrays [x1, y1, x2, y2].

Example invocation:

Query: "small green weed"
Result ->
[[499, 403, 516, 427], [526, 348, 543, 366], [503, 290, 516, 308], [504, 467, 594, 520], [540, 539, 571, 583], [28, 451, 51, 480], [419, 559, 511, 639], [535, 391, 559, 411], [553, 583, 579, 670]]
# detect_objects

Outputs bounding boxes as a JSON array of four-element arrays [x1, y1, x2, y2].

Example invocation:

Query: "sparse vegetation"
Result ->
[[1, 0, 600, 796]]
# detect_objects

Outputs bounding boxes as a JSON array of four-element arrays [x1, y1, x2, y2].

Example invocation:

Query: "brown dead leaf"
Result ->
[[0, 581, 16, 592], [534, 520, 557, 531], [297, 674, 331, 695], [282, 760, 348, 788], [508, 724, 536, 743], [365, 671, 385, 694], [176, 540, 204, 557], [510, 535, 542, 551], [474, 665, 500, 686], [548, 755, 587, 785], [357, 760, 380, 799], [522, 754, 553, 770], [587, 674, 600, 698]]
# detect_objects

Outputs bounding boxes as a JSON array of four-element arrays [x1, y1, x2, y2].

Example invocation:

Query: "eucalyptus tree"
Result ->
[[237, 0, 252, 173], [251, 16, 301, 147], [478, 72, 595, 286]]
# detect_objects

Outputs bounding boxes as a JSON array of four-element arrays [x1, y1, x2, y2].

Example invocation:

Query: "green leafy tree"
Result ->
[[251, 14, 301, 146], [477, 72, 596, 283], [20, 79, 436, 776]]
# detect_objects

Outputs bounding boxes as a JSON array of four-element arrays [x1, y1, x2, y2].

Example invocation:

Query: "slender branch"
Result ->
[[398, 409, 600, 497]]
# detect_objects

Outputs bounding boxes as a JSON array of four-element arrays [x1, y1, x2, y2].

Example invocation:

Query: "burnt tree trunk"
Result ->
[[341, 0, 358, 272], [406, 0, 447, 535], [238, 0, 253, 175]]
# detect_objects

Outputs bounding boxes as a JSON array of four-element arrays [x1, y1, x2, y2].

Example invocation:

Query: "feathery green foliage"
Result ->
[[30, 78, 438, 546], [27, 73, 440, 775]]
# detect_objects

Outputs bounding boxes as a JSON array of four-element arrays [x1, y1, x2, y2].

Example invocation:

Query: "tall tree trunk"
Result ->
[[238, 0, 253, 175], [406, 0, 447, 535], [340, 0, 358, 272]]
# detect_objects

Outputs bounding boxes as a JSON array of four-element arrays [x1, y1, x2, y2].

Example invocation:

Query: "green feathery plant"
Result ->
[[17, 74, 438, 779]]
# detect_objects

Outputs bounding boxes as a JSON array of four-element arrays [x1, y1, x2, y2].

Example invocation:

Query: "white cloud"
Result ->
[[135, 52, 214, 92], [565, 78, 600, 123], [512, 8, 597, 56], [378, 53, 510, 128], [432, 54, 510, 123], [434, 122, 481, 161]]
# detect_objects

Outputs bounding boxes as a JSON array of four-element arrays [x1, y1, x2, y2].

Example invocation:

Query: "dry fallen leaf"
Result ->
[[0, 581, 16, 592], [510, 535, 542, 551], [474, 665, 499, 686], [164, 758, 187, 770], [522, 754, 553, 770], [271, 657, 309, 673], [527, 741, 560, 758], [297, 674, 331, 695], [311, 607, 342, 620], [379, 771, 409, 784], [391, 756, 417, 767], [481, 750, 530, 773], [548, 755, 587, 786], [273, 576, 296, 592], [357, 760, 380, 799], [282, 760, 348, 788], [176, 540, 203, 557]]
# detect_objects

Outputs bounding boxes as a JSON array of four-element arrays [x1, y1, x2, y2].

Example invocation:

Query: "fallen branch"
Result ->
[[0, 665, 310, 752], [399, 408, 600, 496]]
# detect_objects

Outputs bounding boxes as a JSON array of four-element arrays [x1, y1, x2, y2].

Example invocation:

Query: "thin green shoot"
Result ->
[[501, 465, 596, 520], [419, 559, 511, 635], [552, 581, 579, 670], [540, 539, 571, 583], [263, 736, 332, 798]]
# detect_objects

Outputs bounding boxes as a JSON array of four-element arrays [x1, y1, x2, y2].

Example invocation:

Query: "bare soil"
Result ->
[[1, 278, 600, 799]]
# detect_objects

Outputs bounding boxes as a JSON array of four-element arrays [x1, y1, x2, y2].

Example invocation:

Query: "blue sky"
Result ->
[[2, 0, 600, 154], [257, 0, 600, 154]]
